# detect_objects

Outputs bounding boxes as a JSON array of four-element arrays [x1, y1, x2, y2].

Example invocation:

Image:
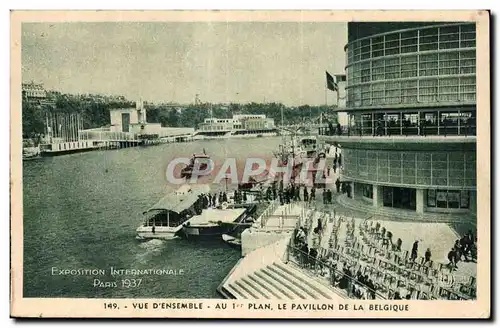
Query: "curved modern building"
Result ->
[[320, 22, 476, 215]]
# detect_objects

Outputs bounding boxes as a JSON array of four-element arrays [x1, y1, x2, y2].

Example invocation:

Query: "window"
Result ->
[[361, 85, 371, 106], [419, 27, 438, 50], [401, 55, 417, 78], [439, 52, 459, 75], [385, 57, 400, 79], [361, 61, 371, 82], [419, 53, 438, 76], [385, 33, 400, 55], [460, 24, 476, 48], [361, 183, 373, 199], [372, 59, 385, 81], [401, 80, 418, 103], [419, 78, 438, 102], [460, 76, 476, 102], [372, 37, 384, 58], [427, 189, 469, 209], [371, 82, 385, 105], [385, 81, 401, 104], [439, 78, 459, 102]]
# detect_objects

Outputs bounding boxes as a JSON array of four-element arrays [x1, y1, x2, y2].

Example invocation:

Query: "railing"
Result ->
[[319, 124, 476, 138], [286, 244, 387, 300]]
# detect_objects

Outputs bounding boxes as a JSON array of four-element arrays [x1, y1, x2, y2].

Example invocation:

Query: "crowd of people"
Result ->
[[288, 214, 477, 300]]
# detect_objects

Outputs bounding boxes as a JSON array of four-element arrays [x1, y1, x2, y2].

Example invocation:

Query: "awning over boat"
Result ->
[[143, 185, 209, 214]]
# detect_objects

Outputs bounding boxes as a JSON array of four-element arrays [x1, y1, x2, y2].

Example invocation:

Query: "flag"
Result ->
[[326, 71, 338, 92]]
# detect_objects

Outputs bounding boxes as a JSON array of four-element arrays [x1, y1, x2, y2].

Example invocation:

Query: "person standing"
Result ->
[[310, 187, 316, 201], [411, 240, 419, 261], [310, 228, 320, 269], [424, 248, 432, 264], [322, 188, 326, 204], [333, 162, 337, 174], [303, 186, 309, 202], [335, 178, 341, 193]]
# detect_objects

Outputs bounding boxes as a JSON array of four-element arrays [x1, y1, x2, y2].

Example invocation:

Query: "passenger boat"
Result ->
[[135, 184, 210, 240], [298, 136, 318, 158], [180, 150, 212, 179], [181, 203, 257, 238]]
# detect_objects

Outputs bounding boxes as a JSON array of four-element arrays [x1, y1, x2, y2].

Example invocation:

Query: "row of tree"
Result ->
[[23, 94, 338, 138]]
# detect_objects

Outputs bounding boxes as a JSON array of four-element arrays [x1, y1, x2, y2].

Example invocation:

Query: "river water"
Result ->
[[22, 137, 283, 298]]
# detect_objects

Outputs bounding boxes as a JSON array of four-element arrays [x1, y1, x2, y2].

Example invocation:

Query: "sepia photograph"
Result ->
[[10, 10, 490, 318]]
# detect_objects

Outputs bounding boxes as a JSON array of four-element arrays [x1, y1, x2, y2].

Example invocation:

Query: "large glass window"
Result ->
[[439, 25, 460, 49], [401, 55, 417, 78], [419, 53, 438, 76], [460, 50, 476, 74], [439, 52, 459, 75], [361, 61, 371, 83], [401, 30, 418, 53], [361, 183, 373, 199], [371, 82, 385, 105], [361, 113, 373, 136], [372, 59, 385, 81], [439, 77, 459, 102], [372, 36, 384, 58], [386, 113, 401, 136], [419, 27, 439, 51], [427, 189, 469, 209], [385, 57, 400, 79], [419, 78, 438, 102], [460, 24, 476, 48], [361, 84, 371, 106], [385, 33, 400, 55], [401, 80, 418, 103], [385, 81, 401, 104]]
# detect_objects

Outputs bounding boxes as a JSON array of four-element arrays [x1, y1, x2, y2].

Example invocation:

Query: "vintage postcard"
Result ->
[[10, 10, 490, 319]]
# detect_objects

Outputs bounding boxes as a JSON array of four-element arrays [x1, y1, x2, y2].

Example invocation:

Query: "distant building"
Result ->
[[22, 82, 47, 106]]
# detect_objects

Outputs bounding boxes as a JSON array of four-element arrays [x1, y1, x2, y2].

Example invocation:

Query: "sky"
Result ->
[[22, 22, 346, 106]]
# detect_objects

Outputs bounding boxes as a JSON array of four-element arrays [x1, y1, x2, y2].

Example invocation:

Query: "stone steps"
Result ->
[[222, 261, 347, 300]]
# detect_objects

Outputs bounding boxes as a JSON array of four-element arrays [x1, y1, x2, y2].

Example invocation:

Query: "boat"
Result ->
[[222, 233, 242, 248], [298, 136, 318, 158], [193, 114, 278, 140], [135, 184, 210, 240], [181, 203, 257, 238], [23, 146, 41, 160], [180, 150, 211, 179]]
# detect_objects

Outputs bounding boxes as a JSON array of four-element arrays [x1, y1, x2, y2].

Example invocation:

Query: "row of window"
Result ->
[[347, 24, 475, 64], [427, 189, 469, 209], [342, 149, 476, 188], [346, 76, 475, 108], [346, 50, 476, 86]]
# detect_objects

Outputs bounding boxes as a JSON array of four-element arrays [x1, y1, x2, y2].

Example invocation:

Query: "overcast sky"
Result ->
[[22, 22, 346, 106]]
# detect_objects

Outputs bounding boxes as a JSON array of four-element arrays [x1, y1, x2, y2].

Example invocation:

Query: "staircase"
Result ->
[[219, 261, 347, 300]]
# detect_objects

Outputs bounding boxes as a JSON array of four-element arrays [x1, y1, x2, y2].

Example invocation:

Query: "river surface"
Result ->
[[23, 137, 283, 298]]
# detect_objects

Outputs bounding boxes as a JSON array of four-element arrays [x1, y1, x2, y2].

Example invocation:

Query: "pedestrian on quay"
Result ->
[[425, 248, 432, 264], [448, 248, 457, 270], [310, 187, 316, 201], [333, 162, 337, 174], [322, 188, 327, 204], [346, 183, 352, 198], [411, 240, 419, 261], [395, 238, 402, 252], [335, 178, 341, 193], [303, 186, 309, 202]]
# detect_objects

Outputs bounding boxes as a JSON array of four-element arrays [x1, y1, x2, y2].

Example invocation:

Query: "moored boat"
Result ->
[[180, 151, 212, 179], [181, 203, 256, 238], [136, 184, 210, 240]]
